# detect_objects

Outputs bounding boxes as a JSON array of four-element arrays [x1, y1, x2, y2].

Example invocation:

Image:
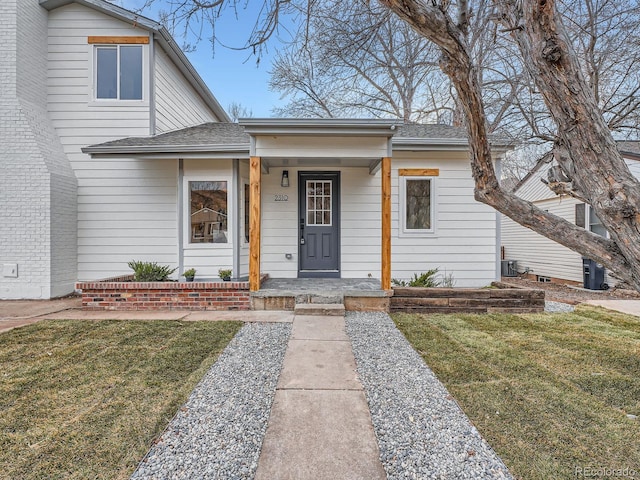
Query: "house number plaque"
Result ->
[[274, 194, 289, 202]]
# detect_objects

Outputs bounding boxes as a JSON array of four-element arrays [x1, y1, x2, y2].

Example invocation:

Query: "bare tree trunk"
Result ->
[[381, 0, 640, 289], [499, 0, 640, 285]]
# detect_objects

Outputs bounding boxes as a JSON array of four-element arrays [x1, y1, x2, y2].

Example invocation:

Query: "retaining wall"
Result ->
[[391, 285, 545, 314], [77, 277, 250, 311]]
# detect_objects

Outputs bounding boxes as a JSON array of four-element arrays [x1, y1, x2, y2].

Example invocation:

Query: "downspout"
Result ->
[[233, 159, 240, 279], [495, 156, 502, 281], [178, 159, 184, 275], [148, 34, 156, 135]]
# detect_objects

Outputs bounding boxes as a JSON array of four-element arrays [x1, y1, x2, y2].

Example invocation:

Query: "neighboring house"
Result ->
[[501, 143, 640, 286], [1, 0, 511, 299]]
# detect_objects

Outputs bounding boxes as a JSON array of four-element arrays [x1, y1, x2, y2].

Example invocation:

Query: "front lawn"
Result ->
[[0, 319, 242, 480], [393, 305, 640, 480]]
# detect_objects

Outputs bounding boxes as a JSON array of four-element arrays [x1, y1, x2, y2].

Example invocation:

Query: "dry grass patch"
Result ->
[[0, 319, 242, 480], [393, 305, 640, 480]]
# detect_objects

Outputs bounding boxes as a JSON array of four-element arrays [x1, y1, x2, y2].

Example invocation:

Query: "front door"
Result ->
[[298, 172, 340, 277]]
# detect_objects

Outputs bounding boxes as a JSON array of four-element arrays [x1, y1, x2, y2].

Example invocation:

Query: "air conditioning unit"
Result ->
[[501, 260, 518, 277]]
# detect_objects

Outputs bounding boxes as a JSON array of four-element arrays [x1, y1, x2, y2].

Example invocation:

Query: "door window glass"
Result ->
[[306, 180, 332, 226]]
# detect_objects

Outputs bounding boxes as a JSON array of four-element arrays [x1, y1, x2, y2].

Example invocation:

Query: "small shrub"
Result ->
[[183, 268, 196, 278], [218, 268, 232, 280], [392, 268, 441, 287], [440, 272, 456, 288], [128, 260, 177, 282]]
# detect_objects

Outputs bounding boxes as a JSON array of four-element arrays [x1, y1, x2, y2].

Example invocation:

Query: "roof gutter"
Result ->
[[393, 137, 513, 153], [82, 143, 250, 155]]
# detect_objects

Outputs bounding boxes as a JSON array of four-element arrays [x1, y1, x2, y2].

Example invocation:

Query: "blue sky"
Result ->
[[118, 0, 291, 117]]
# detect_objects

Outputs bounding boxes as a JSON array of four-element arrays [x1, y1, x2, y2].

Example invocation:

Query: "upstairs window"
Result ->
[[95, 45, 143, 100]]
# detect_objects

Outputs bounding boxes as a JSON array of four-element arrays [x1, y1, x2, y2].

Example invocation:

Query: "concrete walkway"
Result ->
[[0, 298, 293, 334], [255, 314, 386, 479], [583, 299, 640, 317]]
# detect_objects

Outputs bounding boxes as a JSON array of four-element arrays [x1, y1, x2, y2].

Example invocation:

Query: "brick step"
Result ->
[[294, 303, 345, 316]]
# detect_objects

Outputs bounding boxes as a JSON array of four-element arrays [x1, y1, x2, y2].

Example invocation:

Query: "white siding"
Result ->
[[391, 152, 497, 287], [625, 157, 640, 178], [182, 159, 234, 278], [504, 157, 640, 285], [47, 3, 151, 147], [255, 136, 388, 158], [154, 46, 218, 133], [516, 160, 555, 202], [76, 158, 178, 280], [260, 167, 300, 277], [260, 166, 384, 279], [502, 197, 584, 283], [340, 168, 381, 278], [259, 152, 498, 287]]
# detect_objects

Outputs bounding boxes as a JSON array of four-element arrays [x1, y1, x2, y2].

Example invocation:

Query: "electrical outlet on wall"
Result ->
[[3, 264, 18, 278]]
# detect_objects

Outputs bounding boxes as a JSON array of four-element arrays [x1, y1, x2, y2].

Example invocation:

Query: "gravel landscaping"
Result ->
[[130, 322, 291, 480], [544, 300, 575, 313], [346, 311, 513, 480]]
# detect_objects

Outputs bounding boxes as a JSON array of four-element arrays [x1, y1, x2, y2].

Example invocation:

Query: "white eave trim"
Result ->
[[82, 143, 250, 155], [240, 118, 398, 137]]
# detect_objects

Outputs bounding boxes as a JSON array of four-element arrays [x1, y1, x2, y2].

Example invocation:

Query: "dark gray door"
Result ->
[[298, 172, 340, 277]]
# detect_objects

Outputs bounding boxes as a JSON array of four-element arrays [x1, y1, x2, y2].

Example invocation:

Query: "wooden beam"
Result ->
[[88, 36, 149, 44], [249, 156, 261, 292], [381, 157, 392, 291], [398, 168, 439, 177]]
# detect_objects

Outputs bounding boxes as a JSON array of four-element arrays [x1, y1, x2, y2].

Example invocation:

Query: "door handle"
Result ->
[[300, 219, 305, 245]]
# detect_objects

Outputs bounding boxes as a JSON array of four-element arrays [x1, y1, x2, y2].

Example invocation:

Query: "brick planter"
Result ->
[[391, 285, 545, 314], [76, 275, 250, 311]]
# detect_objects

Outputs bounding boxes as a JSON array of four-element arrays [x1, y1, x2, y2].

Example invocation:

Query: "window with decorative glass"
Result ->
[[189, 181, 228, 243], [306, 180, 332, 226], [401, 176, 434, 234]]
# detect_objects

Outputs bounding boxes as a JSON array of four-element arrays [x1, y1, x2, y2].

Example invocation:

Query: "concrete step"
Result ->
[[294, 303, 345, 316], [295, 293, 344, 305]]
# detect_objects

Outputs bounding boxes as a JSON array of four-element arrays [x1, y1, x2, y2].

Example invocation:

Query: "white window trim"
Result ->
[[399, 175, 436, 236], [306, 179, 333, 227], [89, 44, 149, 105], [587, 204, 609, 239], [183, 176, 233, 248], [241, 179, 250, 246]]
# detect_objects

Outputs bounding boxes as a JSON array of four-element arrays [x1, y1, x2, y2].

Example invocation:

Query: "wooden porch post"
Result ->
[[381, 156, 391, 290], [249, 156, 261, 291]]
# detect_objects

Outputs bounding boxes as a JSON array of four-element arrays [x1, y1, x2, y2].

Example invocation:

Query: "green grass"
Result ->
[[0, 319, 242, 480], [393, 305, 640, 480]]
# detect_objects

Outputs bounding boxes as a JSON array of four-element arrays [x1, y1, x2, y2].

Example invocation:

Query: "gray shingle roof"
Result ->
[[85, 123, 249, 151], [394, 123, 468, 139], [83, 121, 512, 154], [617, 141, 640, 155]]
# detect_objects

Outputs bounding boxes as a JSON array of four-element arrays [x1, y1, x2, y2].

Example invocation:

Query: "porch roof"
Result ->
[[82, 120, 512, 156]]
